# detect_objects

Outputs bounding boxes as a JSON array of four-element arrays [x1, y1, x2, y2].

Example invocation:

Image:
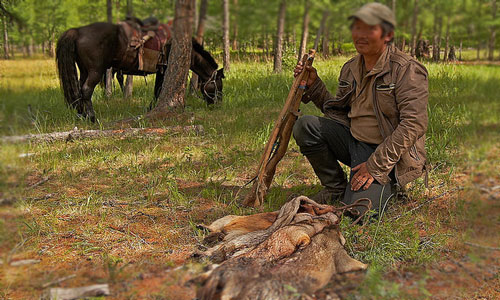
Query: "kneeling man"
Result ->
[[293, 3, 428, 215]]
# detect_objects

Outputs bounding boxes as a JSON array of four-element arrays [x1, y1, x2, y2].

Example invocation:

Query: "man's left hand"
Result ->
[[351, 162, 374, 191]]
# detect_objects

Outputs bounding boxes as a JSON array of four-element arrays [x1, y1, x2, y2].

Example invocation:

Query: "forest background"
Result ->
[[1, 0, 500, 64], [1, 0, 500, 299]]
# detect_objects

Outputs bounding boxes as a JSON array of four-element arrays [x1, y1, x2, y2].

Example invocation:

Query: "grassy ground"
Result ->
[[0, 56, 499, 299]]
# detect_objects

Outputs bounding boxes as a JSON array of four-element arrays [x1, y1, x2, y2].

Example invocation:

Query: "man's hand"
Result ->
[[294, 60, 318, 87], [351, 162, 375, 191]]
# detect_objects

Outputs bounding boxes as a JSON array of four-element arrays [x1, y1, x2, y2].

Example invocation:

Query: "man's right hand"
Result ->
[[294, 61, 318, 87]]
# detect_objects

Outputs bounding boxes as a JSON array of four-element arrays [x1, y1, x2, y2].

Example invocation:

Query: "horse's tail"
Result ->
[[56, 29, 80, 109]]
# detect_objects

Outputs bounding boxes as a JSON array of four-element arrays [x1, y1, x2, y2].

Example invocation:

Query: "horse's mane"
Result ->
[[192, 38, 218, 69]]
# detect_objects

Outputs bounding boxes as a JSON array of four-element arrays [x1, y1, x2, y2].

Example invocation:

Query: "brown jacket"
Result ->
[[302, 46, 429, 186]]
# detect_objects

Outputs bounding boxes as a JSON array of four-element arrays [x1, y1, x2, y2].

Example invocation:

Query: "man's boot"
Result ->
[[304, 150, 347, 204]]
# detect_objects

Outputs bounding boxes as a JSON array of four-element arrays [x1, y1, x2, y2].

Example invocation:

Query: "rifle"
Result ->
[[243, 49, 316, 207]]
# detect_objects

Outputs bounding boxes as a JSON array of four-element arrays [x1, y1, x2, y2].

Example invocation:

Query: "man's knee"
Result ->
[[293, 115, 321, 148]]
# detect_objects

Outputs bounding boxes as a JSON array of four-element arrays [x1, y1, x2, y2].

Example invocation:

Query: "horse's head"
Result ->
[[201, 68, 224, 104]]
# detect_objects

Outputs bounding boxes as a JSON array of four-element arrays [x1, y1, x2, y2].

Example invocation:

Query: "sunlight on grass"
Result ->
[[1, 57, 499, 299]]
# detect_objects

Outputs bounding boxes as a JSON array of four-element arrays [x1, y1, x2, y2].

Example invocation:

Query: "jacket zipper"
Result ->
[[372, 71, 399, 184]]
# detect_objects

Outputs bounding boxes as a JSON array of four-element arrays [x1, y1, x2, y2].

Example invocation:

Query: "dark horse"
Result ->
[[56, 21, 224, 122]]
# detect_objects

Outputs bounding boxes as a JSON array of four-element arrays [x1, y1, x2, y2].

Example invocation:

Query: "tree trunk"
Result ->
[[126, 0, 133, 17], [432, 3, 440, 62], [48, 32, 55, 57], [298, 0, 310, 61], [410, 0, 418, 57], [150, 0, 195, 113], [2, 16, 9, 59], [489, 0, 497, 61], [105, 0, 113, 97], [124, 75, 133, 99], [322, 17, 331, 57], [273, 0, 286, 73], [115, 0, 121, 23], [222, 0, 230, 72], [196, 0, 208, 43], [264, 25, 269, 58], [459, 40, 462, 61], [444, 16, 450, 61], [314, 10, 329, 52], [477, 40, 481, 60], [392, 0, 396, 15], [232, 0, 238, 50], [124, 0, 134, 98], [191, 0, 209, 93]]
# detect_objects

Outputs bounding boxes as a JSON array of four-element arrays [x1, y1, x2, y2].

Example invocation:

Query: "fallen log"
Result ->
[[1, 126, 204, 144], [194, 196, 367, 299], [44, 284, 110, 300]]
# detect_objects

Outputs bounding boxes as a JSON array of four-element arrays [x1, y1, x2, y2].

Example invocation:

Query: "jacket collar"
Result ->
[[350, 46, 392, 83]]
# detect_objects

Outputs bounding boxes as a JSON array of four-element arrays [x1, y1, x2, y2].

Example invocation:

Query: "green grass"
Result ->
[[0, 56, 499, 299]]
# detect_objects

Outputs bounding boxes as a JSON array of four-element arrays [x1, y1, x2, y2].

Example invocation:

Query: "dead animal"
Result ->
[[194, 196, 368, 300]]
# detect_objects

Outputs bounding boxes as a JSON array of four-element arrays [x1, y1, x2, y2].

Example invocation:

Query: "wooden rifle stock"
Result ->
[[243, 49, 316, 207]]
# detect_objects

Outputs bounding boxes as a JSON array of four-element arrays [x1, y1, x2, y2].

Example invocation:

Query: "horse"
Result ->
[[56, 20, 224, 122]]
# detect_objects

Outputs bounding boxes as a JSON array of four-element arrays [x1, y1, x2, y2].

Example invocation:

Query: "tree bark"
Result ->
[[196, 0, 208, 43], [264, 25, 269, 58], [124, 75, 133, 99], [273, 0, 286, 73], [322, 16, 331, 57], [444, 16, 450, 61], [2, 16, 9, 60], [477, 40, 481, 60], [432, 3, 440, 62], [314, 10, 329, 52], [191, 0, 209, 93], [150, 0, 195, 114], [410, 0, 418, 57], [232, 0, 238, 50], [124, 0, 134, 98], [298, 0, 310, 61], [105, 0, 113, 97], [222, 0, 230, 72], [489, 0, 497, 61], [126, 0, 133, 17], [459, 40, 462, 61]]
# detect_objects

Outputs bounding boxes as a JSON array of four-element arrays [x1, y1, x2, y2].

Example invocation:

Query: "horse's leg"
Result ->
[[150, 69, 165, 110], [75, 61, 88, 116], [80, 70, 103, 122], [116, 70, 124, 93]]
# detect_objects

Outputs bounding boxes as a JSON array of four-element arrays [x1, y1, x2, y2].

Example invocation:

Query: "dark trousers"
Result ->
[[293, 115, 395, 215]]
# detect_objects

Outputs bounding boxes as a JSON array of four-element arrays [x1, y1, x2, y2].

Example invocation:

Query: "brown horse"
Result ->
[[56, 20, 224, 122]]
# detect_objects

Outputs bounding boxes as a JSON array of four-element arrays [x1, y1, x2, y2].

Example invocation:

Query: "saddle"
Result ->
[[119, 17, 172, 73]]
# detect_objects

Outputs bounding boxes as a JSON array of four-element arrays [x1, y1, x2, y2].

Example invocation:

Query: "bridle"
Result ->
[[202, 69, 223, 103]]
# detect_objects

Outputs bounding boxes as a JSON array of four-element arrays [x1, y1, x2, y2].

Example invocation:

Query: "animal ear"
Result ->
[[217, 68, 225, 79]]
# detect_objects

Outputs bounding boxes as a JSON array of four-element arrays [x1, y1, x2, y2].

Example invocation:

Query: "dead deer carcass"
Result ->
[[195, 196, 367, 300]]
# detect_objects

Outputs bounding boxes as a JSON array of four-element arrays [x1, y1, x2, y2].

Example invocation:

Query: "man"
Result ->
[[293, 2, 428, 216]]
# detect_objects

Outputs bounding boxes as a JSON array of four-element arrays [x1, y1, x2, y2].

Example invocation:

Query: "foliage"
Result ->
[[1, 0, 500, 60]]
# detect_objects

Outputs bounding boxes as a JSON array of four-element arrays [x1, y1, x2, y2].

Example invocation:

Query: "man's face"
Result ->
[[351, 19, 391, 56]]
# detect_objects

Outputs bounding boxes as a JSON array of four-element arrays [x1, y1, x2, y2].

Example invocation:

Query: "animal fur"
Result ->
[[194, 196, 367, 300]]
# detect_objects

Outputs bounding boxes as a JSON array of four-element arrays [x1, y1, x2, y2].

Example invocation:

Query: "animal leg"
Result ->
[[116, 70, 124, 93], [150, 69, 165, 110], [80, 70, 102, 122]]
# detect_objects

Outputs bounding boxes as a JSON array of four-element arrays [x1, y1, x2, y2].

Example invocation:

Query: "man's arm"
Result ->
[[301, 77, 335, 111], [366, 61, 429, 185]]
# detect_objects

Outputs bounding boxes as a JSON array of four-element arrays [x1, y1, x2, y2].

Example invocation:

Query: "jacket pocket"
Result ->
[[375, 82, 398, 120]]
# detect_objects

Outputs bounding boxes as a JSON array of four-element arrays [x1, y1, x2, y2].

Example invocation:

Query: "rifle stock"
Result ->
[[243, 49, 316, 207]]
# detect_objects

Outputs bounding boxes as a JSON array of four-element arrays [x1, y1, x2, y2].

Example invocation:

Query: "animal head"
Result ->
[[202, 68, 224, 104]]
